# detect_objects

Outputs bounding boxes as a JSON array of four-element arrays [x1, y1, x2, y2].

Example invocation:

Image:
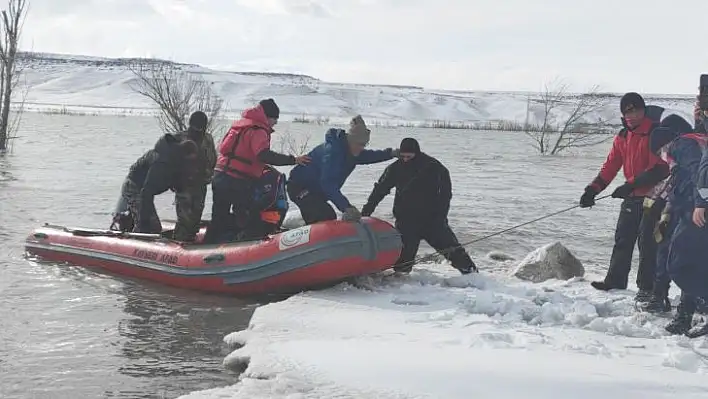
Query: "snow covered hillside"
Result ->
[[16, 52, 699, 127]]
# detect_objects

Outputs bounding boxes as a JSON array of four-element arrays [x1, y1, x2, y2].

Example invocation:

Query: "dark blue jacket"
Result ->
[[666, 135, 708, 214], [288, 128, 394, 212]]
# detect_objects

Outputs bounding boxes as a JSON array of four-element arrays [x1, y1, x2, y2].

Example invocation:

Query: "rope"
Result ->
[[397, 194, 613, 268]]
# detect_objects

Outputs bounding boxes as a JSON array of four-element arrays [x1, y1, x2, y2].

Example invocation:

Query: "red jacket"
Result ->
[[589, 116, 669, 197], [215, 105, 273, 179]]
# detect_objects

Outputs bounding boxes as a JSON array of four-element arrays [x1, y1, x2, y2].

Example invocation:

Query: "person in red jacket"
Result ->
[[203, 99, 310, 244], [579, 93, 670, 301]]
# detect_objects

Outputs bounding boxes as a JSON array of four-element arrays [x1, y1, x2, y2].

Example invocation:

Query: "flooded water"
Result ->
[[0, 113, 624, 398]]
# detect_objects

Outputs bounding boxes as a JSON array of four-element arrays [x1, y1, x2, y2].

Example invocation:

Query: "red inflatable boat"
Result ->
[[24, 217, 402, 296]]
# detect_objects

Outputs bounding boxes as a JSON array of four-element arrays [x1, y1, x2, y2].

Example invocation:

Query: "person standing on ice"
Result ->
[[640, 114, 695, 314], [172, 111, 217, 242], [203, 99, 311, 244], [287, 115, 398, 224], [647, 124, 708, 337], [579, 93, 669, 301], [361, 138, 477, 275]]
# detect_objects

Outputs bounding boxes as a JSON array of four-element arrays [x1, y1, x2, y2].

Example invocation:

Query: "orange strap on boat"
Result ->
[[260, 210, 281, 224]]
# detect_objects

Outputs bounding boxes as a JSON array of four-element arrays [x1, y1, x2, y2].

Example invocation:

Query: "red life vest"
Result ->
[[215, 106, 273, 179]]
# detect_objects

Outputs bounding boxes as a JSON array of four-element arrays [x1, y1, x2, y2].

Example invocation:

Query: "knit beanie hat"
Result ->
[[620, 92, 645, 114], [649, 127, 678, 155], [259, 98, 280, 119], [400, 137, 421, 154], [660, 114, 692, 135], [188, 111, 208, 132], [347, 115, 370, 145]]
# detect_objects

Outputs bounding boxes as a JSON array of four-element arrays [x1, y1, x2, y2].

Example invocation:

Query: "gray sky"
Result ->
[[20, 0, 708, 94]]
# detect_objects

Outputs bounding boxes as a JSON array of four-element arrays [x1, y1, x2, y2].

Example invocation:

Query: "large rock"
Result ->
[[513, 242, 584, 283]]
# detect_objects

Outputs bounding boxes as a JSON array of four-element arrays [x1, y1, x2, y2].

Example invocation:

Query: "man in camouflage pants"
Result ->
[[173, 111, 217, 242]]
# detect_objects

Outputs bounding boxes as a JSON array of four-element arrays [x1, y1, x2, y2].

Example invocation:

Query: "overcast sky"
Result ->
[[21, 0, 708, 94]]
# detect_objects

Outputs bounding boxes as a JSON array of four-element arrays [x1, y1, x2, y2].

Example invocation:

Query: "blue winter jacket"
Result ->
[[288, 128, 394, 212], [666, 136, 708, 214]]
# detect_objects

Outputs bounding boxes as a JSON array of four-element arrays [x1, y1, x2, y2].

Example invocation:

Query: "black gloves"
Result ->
[[579, 187, 598, 208], [361, 204, 374, 217], [611, 182, 635, 199]]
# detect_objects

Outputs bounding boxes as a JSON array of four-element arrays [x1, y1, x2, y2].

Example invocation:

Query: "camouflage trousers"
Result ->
[[173, 184, 207, 242], [121, 178, 161, 233]]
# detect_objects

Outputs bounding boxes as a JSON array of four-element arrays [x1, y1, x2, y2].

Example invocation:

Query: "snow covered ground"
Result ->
[[16, 52, 699, 127], [179, 259, 708, 399]]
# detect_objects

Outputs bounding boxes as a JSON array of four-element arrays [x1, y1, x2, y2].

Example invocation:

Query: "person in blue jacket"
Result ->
[[649, 125, 708, 337], [641, 114, 695, 314], [287, 115, 399, 224]]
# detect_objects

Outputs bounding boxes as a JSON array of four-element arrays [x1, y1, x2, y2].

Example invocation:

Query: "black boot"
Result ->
[[634, 289, 653, 303], [686, 318, 708, 339], [641, 295, 672, 314], [665, 301, 694, 335], [591, 281, 624, 291]]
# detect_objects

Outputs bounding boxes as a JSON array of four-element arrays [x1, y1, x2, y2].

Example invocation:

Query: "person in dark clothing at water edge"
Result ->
[[119, 135, 200, 234], [361, 138, 477, 275], [647, 124, 708, 337], [287, 115, 398, 225], [173, 111, 218, 242], [203, 99, 311, 244], [579, 93, 670, 301]]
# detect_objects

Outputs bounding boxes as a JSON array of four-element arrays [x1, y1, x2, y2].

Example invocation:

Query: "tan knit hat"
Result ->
[[347, 115, 370, 145]]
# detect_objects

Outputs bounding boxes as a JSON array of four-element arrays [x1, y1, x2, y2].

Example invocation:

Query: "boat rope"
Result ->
[[397, 194, 613, 269]]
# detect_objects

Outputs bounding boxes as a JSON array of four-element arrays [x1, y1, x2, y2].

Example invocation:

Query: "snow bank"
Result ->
[[17, 53, 698, 126], [180, 267, 708, 399]]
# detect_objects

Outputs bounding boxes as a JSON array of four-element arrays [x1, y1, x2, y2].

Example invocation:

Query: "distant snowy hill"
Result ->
[[14, 52, 699, 126]]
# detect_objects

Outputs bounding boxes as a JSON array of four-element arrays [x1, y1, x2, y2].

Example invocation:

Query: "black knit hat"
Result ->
[[400, 137, 421, 154], [259, 98, 280, 119], [620, 92, 645, 114], [649, 127, 678, 155], [188, 111, 208, 132]]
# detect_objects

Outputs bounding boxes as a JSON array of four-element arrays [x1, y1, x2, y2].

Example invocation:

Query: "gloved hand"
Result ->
[[361, 204, 374, 217], [654, 212, 670, 243], [579, 187, 598, 208], [342, 206, 362, 222], [643, 197, 655, 211], [611, 182, 634, 199], [391, 148, 400, 158]]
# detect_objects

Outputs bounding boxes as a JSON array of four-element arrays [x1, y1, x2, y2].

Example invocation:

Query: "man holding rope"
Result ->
[[579, 93, 670, 302]]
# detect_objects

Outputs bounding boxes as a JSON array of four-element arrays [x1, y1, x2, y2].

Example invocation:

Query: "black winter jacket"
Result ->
[[362, 153, 452, 224]]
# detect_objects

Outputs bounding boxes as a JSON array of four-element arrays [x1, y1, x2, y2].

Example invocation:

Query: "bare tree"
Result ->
[[273, 127, 311, 155], [525, 77, 612, 155], [0, 0, 28, 152], [127, 60, 224, 137]]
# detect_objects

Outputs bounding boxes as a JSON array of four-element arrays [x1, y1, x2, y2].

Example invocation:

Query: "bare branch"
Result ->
[[127, 59, 224, 137], [524, 76, 612, 155], [273, 128, 311, 156]]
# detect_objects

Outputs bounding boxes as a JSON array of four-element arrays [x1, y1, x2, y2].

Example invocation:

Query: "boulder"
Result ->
[[513, 242, 584, 283]]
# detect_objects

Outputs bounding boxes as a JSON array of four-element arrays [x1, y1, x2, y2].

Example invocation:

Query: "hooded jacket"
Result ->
[[127, 134, 194, 229], [287, 128, 394, 212], [588, 105, 669, 196], [362, 144, 452, 224]]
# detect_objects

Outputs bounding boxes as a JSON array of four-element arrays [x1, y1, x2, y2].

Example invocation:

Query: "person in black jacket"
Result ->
[[361, 138, 477, 274], [119, 134, 199, 234]]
